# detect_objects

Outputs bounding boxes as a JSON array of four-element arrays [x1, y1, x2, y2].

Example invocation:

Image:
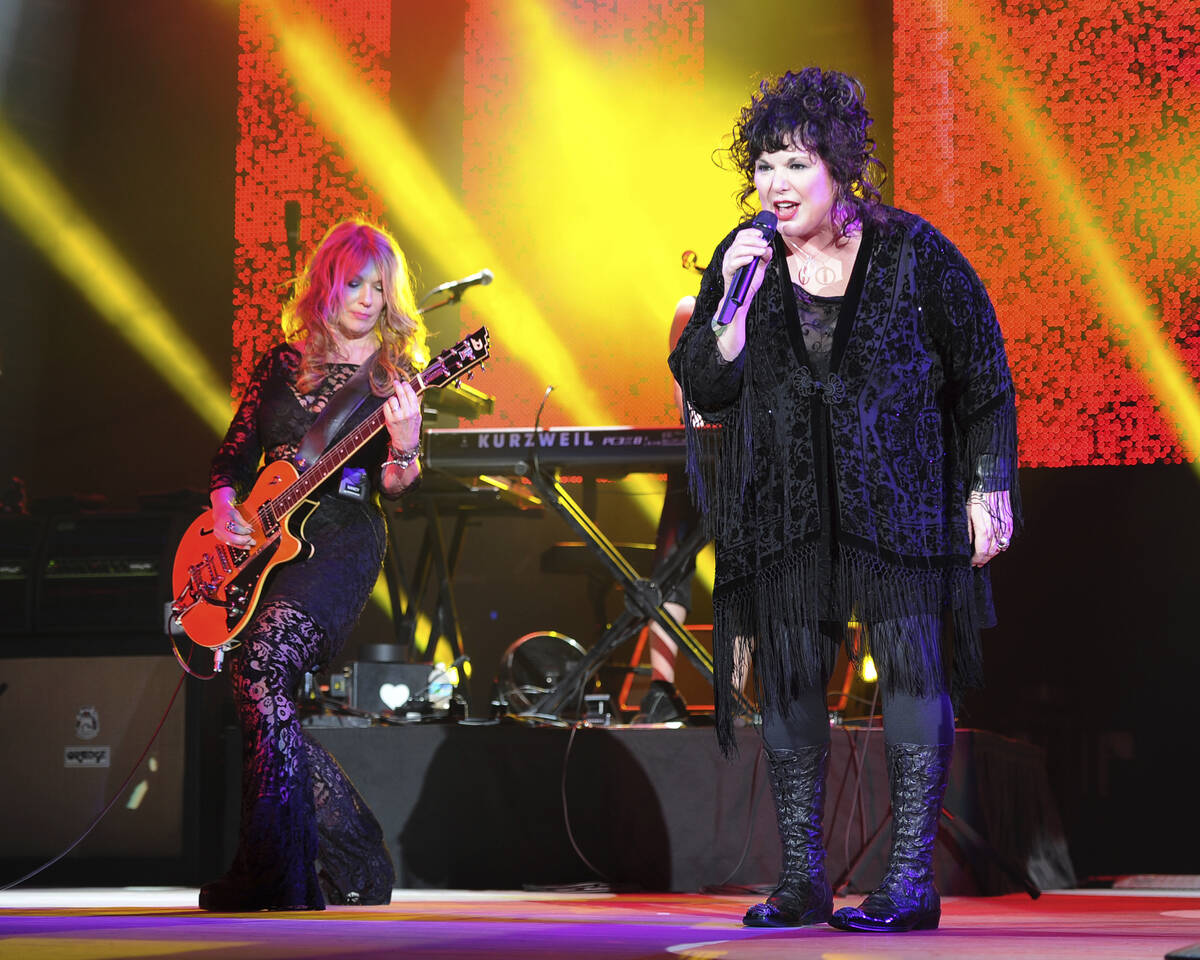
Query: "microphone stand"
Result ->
[[417, 289, 467, 315]]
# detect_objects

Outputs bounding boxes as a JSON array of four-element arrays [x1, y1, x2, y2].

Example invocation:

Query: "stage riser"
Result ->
[[299, 724, 1074, 894]]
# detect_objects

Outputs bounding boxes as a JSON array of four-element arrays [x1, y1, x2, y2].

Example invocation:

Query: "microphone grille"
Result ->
[[480, 268, 494, 285], [753, 210, 778, 232]]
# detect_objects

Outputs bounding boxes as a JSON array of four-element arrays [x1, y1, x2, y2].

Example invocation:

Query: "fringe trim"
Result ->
[[710, 541, 986, 756], [962, 394, 1023, 537], [680, 375, 755, 544]]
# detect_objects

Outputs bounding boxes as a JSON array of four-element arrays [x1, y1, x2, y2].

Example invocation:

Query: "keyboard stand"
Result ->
[[382, 493, 469, 668], [383, 478, 540, 683], [523, 469, 755, 720]]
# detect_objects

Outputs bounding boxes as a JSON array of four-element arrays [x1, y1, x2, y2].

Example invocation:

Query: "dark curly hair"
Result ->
[[726, 67, 887, 239]]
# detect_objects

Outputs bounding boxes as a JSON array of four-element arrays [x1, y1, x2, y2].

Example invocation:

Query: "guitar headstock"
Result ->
[[420, 327, 491, 391]]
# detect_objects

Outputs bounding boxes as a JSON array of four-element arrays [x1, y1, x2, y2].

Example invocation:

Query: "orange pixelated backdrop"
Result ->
[[232, 0, 389, 396], [232, 1, 1199, 466], [893, 0, 1200, 466]]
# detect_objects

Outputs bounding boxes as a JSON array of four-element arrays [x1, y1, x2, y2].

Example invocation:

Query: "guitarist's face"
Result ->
[[334, 261, 386, 343]]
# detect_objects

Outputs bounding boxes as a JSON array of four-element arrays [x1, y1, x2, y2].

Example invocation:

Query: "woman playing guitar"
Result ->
[[199, 219, 425, 912]]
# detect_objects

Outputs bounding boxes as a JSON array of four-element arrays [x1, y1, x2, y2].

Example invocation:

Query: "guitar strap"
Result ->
[[293, 348, 382, 473]]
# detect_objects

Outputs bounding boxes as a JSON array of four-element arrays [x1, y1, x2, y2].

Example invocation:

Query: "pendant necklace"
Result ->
[[795, 250, 817, 286]]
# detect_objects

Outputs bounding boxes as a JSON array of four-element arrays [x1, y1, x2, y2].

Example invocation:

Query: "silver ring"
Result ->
[[996, 536, 1010, 549], [225, 520, 236, 532]]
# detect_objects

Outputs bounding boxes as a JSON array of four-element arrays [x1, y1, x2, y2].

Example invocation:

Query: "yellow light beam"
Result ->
[[248, 0, 609, 427], [496, 0, 731, 598], [252, 1, 720, 606], [0, 116, 231, 433], [501, 0, 739, 323], [0, 112, 420, 627], [250, 1, 691, 611], [949, 2, 1200, 468]]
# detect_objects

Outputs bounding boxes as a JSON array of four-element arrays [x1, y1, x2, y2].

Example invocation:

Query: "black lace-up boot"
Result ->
[[829, 741, 953, 933], [743, 744, 833, 927]]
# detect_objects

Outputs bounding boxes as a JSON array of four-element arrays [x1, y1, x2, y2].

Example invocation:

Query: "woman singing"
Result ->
[[668, 68, 1018, 933], [200, 219, 425, 911]]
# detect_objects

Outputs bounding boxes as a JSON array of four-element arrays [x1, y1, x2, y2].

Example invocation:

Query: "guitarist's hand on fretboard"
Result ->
[[211, 486, 255, 549], [381, 377, 423, 496], [383, 377, 423, 449]]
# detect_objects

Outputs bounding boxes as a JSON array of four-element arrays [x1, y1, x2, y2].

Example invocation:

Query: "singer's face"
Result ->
[[333, 260, 386, 341], [753, 143, 837, 241]]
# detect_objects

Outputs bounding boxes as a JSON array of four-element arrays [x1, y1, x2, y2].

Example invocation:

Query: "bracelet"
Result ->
[[383, 443, 420, 470]]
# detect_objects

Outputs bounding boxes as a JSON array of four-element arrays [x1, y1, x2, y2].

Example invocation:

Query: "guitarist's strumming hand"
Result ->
[[381, 378, 422, 496], [211, 485, 255, 549]]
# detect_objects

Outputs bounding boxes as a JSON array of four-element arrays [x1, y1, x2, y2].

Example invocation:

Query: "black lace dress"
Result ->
[[208, 344, 395, 909], [669, 208, 1021, 753]]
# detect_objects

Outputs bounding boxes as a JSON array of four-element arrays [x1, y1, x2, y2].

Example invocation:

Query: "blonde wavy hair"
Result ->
[[281, 218, 427, 396]]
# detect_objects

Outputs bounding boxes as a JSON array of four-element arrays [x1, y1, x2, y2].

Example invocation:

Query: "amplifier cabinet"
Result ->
[[0, 516, 44, 635], [35, 512, 185, 634], [0, 656, 186, 859]]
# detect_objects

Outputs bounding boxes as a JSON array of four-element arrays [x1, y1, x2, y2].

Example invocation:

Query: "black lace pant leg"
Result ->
[[305, 736, 396, 904], [228, 601, 328, 909]]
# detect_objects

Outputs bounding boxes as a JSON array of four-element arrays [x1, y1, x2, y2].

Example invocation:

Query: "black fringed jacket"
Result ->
[[669, 207, 1020, 749]]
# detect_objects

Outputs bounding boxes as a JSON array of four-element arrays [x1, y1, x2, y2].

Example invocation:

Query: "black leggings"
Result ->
[[759, 618, 955, 752], [761, 684, 954, 752]]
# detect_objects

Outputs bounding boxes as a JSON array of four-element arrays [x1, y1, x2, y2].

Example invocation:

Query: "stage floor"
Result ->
[[2, 888, 1198, 959]]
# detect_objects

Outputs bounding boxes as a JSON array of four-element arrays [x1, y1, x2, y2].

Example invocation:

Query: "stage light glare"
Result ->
[[462, 0, 734, 598], [0, 117, 231, 434], [125, 780, 149, 811], [251, 0, 607, 425], [259, 1, 731, 605], [497, 0, 737, 330], [861, 655, 878, 684]]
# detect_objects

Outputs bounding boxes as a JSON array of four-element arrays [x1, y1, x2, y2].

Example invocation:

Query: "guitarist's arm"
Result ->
[[379, 376, 423, 497], [209, 350, 278, 547]]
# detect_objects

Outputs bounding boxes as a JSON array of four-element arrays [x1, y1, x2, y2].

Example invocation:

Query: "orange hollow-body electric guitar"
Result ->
[[170, 327, 490, 649]]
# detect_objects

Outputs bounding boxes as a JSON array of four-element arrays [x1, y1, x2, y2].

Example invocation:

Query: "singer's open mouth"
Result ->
[[774, 201, 799, 220]]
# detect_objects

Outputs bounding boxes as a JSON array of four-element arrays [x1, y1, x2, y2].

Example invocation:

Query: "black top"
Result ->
[[794, 284, 841, 382], [209, 345, 390, 648]]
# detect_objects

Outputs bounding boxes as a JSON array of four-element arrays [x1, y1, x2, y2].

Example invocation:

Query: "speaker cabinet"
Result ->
[[0, 656, 187, 859], [35, 513, 183, 634], [0, 516, 44, 635]]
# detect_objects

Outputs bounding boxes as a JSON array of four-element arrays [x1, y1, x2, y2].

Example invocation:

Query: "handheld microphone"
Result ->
[[713, 211, 777, 327], [429, 269, 494, 297]]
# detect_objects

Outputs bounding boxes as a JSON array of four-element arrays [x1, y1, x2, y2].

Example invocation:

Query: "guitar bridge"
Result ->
[[173, 554, 233, 622]]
